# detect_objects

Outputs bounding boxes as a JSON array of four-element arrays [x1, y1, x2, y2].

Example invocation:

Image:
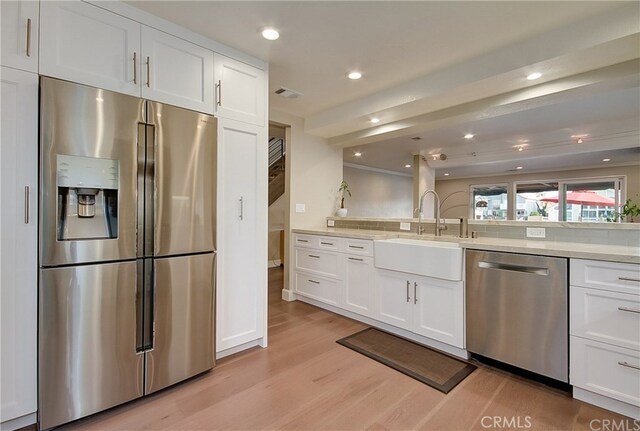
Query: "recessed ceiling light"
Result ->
[[527, 72, 542, 80], [370, 117, 380, 124], [354, 152, 362, 157], [260, 27, 280, 40], [516, 166, 523, 170], [444, 173, 450, 176], [348, 71, 362, 80], [602, 158, 611, 162], [405, 164, 411, 168], [517, 146, 524, 152], [464, 133, 475, 139], [577, 138, 583, 144]]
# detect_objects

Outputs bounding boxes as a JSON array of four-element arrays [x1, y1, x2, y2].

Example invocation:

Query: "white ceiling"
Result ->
[[126, 1, 640, 178]]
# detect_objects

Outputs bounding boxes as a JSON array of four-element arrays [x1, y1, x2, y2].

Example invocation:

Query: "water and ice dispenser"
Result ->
[[57, 154, 119, 240]]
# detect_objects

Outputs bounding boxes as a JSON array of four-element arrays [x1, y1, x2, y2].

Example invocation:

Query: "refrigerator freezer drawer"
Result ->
[[145, 253, 215, 394], [39, 261, 143, 430]]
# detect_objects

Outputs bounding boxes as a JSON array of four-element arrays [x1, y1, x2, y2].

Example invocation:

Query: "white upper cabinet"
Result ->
[[141, 26, 214, 114], [1, 0, 39, 73], [39, 1, 140, 97], [214, 54, 265, 126]]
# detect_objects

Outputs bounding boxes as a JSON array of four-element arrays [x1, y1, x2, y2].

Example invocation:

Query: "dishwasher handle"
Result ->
[[478, 261, 549, 276]]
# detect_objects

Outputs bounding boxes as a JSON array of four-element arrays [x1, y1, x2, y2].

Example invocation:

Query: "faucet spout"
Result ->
[[418, 189, 442, 236]]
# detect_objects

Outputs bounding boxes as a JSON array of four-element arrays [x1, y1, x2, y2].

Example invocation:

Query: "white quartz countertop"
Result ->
[[292, 228, 640, 264]]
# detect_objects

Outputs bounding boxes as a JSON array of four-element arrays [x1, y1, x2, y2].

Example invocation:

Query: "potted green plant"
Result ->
[[528, 210, 542, 221], [336, 180, 351, 217], [607, 198, 640, 223]]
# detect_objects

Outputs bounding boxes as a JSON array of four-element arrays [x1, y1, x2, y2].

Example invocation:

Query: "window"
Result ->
[[470, 184, 508, 220], [515, 182, 559, 221]]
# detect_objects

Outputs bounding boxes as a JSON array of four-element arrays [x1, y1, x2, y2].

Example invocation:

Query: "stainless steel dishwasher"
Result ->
[[466, 250, 568, 382]]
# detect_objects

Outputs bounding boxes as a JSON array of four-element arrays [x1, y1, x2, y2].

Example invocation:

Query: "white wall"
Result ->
[[343, 164, 413, 218], [270, 109, 343, 292]]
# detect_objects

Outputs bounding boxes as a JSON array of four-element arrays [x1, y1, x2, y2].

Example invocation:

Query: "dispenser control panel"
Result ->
[[57, 154, 118, 189]]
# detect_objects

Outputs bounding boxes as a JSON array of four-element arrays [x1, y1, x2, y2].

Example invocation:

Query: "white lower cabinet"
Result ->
[[376, 269, 413, 329], [295, 271, 338, 306], [343, 256, 375, 317]]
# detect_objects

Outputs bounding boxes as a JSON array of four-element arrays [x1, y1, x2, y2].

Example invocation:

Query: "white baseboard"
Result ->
[[573, 387, 640, 420], [216, 339, 264, 360], [281, 288, 296, 302], [0, 412, 37, 431], [268, 259, 282, 268]]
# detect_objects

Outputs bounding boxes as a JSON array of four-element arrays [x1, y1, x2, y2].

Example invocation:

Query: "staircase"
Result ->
[[269, 137, 285, 205]]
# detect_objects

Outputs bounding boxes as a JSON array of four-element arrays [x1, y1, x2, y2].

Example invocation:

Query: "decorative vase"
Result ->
[[336, 208, 348, 217]]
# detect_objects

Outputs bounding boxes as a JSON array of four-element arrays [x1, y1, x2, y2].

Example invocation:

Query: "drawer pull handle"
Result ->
[[406, 280, 410, 303], [618, 361, 640, 371], [618, 277, 640, 283], [320, 242, 334, 246], [297, 239, 308, 243], [618, 306, 640, 314], [308, 279, 320, 285], [348, 257, 363, 262], [308, 255, 320, 259], [349, 245, 364, 249]]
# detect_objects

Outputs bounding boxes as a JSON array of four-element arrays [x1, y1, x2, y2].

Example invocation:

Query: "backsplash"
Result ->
[[327, 217, 640, 248]]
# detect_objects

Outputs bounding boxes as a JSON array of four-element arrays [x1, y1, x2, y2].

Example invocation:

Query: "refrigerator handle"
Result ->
[[144, 124, 155, 257], [135, 260, 145, 352], [143, 258, 154, 351], [136, 123, 146, 257]]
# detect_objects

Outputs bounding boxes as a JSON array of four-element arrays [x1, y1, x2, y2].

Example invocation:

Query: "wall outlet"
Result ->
[[327, 219, 335, 227], [399, 222, 411, 231], [526, 227, 546, 238], [295, 203, 306, 213]]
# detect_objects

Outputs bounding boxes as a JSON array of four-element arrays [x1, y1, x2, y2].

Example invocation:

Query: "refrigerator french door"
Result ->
[[38, 77, 216, 430]]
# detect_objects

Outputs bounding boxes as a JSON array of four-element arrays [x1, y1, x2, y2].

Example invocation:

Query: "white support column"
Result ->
[[412, 154, 436, 218]]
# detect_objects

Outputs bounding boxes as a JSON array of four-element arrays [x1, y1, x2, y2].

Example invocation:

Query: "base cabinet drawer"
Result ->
[[571, 286, 640, 351], [571, 259, 640, 295], [294, 272, 338, 305], [570, 336, 640, 407], [295, 248, 338, 277]]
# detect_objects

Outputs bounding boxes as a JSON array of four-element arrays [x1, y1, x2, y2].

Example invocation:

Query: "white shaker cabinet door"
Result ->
[[0, 67, 38, 427], [141, 26, 214, 114], [375, 269, 413, 330], [216, 119, 267, 353], [412, 277, 464, 348], [39, 1, 140, 96], [214, 54, 265, 126], [342, 256, 375, 318], [1, 0, 39, 73]]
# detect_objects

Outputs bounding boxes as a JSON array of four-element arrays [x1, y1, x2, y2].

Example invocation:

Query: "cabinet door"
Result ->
[[1, 0, 39, 72], [214, 53, 265, 126], [141, 26, 214, 114], [342, 256, 374, 317], [1, 67, 38, 425], [375, 269, 412, 330], [39, 1, 140, 96], [413, 277, 464, 348], [216, 119, 267, 352]]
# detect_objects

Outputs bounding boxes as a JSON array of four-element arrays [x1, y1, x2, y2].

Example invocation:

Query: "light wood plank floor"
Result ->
[[62, 267, 630, 430]]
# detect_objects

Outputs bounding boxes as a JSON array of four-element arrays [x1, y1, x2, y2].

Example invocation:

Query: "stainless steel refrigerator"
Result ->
[[38, 77, 216, 429]]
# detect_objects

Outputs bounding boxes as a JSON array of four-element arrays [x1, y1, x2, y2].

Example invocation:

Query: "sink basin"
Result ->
[[374, 238, 463, 281]]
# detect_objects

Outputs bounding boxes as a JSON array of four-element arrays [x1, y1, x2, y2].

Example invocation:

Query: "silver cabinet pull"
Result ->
[[239, 196, 244, 220], [406, 280, 410, 303], [414, 281, 418, 304], [308, 279, 320, 285], [478, 261, 549, 276], [618, 361, 640, 371], [24, 186, 30, 224], [133, 52, 137, 84], [619, 277, 640, 283], [26, 18, 32, 57], [320, 242, 334, 246], [618, 306, 640, 314], [349, 245, 364, 249], [308, 255, 320, 259], [348, 257, 363, 262], [146, 56, 151, 87], [216, 80, 222, 107], [297, 239, 308, 243]]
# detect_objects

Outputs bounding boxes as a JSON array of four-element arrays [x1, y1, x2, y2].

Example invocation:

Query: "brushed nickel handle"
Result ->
[[308, 255, 320, 259], [618, 306, 640, 314], [406, 281, 410, 303], [414, 281, 417, 304], [239, 196, 244, 220], [297, 239, 308, 243], [26, 18, 32, 57], [308, 279, 320, 285], [348, 257, 363, 262], [24, 186, 30, 224], [320, 242, 334, 246], [349, 245, 364, 249], [479, 261, 549, 276], [619, 277, 640, 283], [618, 361, 640, 371], [133, 52, 137, 84], [216, 80, 222, 106], [146, 56, 150, 87]]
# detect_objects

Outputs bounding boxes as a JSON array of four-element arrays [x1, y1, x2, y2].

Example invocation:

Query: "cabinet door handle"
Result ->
[[348, 257, 363, 262], [24, 186, 30, 224], [406, 280, 410, 303], [619, 277, 640, 283], [414, 282, 418, 304], [216, 80, 222, 107], [618, 306, 640, 314], [349, 245, 364, 249], [146, 56, 151, 87], [308, 279, 320, 285], [618, 361, 640, 371], [133, 52, 137, 84], [297, 239, 308, 243], [26, 18, 32, 57], [239, 196, 244, 220], [308, 255, 320, 259], [320, 242, 334, 246]]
